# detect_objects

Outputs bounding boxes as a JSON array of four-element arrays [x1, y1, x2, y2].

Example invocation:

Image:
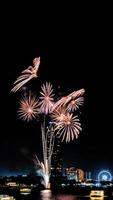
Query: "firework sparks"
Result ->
[[33, 122, 55, 189], [39, 82, 54, 114], [52, 88, 85, 110], [55, 113, 82, 142], [33, 155, 50, 188], [11, 57, 40, 93], [67, 97, 84, 112], [51, 106, 68, 123], [18, 93, 39, 121]]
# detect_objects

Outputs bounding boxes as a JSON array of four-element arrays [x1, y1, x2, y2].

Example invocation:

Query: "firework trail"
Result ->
[[33, 122, 55, 189], [33, 154, 50, 188], [11, 57, 40, 93]]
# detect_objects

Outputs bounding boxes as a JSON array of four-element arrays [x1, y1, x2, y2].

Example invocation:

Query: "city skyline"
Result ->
[[0, 9, 112, 177]]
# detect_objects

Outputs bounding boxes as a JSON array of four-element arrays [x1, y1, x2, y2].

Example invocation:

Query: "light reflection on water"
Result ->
[[40, 190, 79, 200], [39, 190, 109, 200], [52, 194, 80, 200], [0, 194, 15, 200], [0, 192, 111, 200], [40, 190, 53, 200]]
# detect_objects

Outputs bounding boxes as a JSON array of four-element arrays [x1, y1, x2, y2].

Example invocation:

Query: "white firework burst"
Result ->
[[39, 82, 54, 115], [18, 93, 39, 121]]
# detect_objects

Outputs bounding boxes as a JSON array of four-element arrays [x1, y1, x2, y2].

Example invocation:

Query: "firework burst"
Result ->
[[66, 97, 84, 112], [18, 93, 39, 121], [51, 106, 68, 123], [55, 113, 82, 142], [39, 82, 54, 114], [11, 57, 40, 93], [52, 88, 85, 110]]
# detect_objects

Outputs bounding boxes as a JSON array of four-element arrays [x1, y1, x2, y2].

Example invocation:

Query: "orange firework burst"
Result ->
[[11, 57, 40, 93], [39, 82, 54, 115], [51, 106, 68, 122], [18, 93, 39, 121], [55, 113, 82, 142]]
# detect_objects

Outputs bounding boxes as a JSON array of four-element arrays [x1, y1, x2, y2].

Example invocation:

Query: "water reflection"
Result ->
[[53, 194, 79, 200], [40, 190, 53, 200], [0, 194, 15, 200], [0, 193, 109, 200], [40, 192, 82, 200], [39, 192, 107, 200]]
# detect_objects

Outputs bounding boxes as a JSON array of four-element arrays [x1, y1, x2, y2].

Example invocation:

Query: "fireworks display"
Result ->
[[11, 56, 85, 188], [18, 93, 39, 122], [51, 89, 85, 142], [11, 57, 40, 93]]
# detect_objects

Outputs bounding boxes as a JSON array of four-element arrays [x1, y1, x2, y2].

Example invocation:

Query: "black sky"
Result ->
[[0, 4, 112, 177]]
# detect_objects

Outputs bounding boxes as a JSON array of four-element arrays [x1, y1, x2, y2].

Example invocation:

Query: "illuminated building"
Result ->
[[6, 182, 18, 187], [51, 138, 63, 178], [65, 168, 85, 182], [76, 169, 85, 182], [65, 167, 77, 180]]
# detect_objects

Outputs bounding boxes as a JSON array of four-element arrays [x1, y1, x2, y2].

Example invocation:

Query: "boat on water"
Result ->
[[20, 187, 32, 195], [90, 190, 104, 197], [0, 194, 15, 200]]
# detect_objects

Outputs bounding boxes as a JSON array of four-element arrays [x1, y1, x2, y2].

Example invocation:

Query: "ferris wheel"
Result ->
[[98, 170, 112, 182]]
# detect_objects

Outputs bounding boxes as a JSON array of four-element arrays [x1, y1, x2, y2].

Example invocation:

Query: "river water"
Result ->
[[1, 190, 113, 200], [38, 190, 111, 200]]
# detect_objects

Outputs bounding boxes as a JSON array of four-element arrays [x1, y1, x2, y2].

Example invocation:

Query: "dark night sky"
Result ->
[[0, 4, 112, 177]]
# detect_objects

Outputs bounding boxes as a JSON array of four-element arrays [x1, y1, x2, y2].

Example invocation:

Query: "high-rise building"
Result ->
[[51, 138, 63, 178]]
